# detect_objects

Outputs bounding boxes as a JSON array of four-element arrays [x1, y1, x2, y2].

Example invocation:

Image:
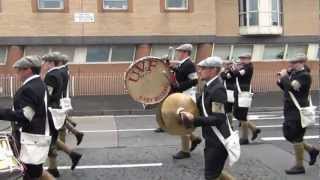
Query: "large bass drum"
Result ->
[[125, 56, 172, 105], [0, 134, 24, 180]]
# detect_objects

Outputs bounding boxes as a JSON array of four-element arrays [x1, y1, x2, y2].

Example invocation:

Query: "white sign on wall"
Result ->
[[74, 13, 95, 23]]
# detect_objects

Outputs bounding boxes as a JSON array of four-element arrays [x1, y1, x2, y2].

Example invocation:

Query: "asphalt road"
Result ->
[[0, 110, 319, 180]]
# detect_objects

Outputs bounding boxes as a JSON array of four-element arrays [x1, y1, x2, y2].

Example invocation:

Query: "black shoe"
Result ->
[[240, 138, 249, 145], [308, 148, 319, 166], [154, 128, 165, 133], [190, 138, 202, 152], [76, 132, 84, 146], [251, 128, 261, 141], [285, 166, 305, 174], [172, 151, 190, 159], [70, 151, 82, 170], [48, 168, 60, 178]]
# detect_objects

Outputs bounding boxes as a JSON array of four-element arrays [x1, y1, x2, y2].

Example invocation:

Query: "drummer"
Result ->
[[0, 56, 55, 180], [170, 44, 202, 159]]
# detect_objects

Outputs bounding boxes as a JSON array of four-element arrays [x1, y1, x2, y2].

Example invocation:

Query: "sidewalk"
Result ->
[[0, 91, 318, 116]]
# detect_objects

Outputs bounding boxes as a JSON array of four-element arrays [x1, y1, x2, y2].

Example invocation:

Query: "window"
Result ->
[[111, 45, 135, 62], [103, 0, 128, 10], [86, 46, 110, 63], [0, 47, 7, 65], [24, 46, 75, 62], [25, 46, 50, 56], [166, 0, 188, 10], [263, 45, 284, 59], [51, 46, 75, 62], [86, 45, 135, 63], [151, 44, 197, 61], [38, 0, 64, 10], [213, 45, 231, 60], [232, 45, 253, 60], [286, 45, 308, 59], [239, 0, 283, 27], [248, 0, 258, 25]]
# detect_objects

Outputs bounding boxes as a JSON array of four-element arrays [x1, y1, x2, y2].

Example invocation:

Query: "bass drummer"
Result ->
[[169, 44, 202, 159]]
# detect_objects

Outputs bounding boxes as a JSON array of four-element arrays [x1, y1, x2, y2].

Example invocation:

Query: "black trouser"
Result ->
[[283, 123, 306, 143], [204, 144, 228, 180], [24, 164, 43, 179]]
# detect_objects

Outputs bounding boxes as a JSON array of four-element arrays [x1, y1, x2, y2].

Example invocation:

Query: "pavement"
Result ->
[[0, 91, 319, 180]]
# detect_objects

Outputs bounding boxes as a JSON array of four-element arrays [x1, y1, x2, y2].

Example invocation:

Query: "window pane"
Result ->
[[111, 45, 135, 62], [286, 45, 308, 59], [232, 45, 253, 60], [272, 12, 279, 25], [25, 46, 50, 56], [151, 45, 177, 58], [249, 12, 258, 25], [166, 0, 187, 9], [239, 0, 246, 12], [51, 46, 75, 62], [263, 45, 284, 59], [249, 0, 258, 11], [86, 46, 109, 63], [103, 0, 128, 9], [239, 14, 247, 26], [39, 0, 64, 9], [0, 47, 7, 64], [213, 45, 231, 60], [272, 0, 278, 11]]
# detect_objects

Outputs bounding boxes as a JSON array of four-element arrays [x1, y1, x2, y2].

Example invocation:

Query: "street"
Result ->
[[2, 109, 317, 180]]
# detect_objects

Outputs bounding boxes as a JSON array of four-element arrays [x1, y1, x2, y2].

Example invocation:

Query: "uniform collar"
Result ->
[[179, 57, 190, 65], [206, 75, 219, 87], [23, 75, 40, 85], [57, 64, 67, 69], [47, 66, 60, 73]]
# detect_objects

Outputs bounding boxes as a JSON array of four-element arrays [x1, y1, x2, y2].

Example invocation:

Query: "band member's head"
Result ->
[[223, 60, 233, 69], [41, 52, 63, 72], [61, 54, 70, 65], [13, 55, 41, 82], [175, 44, 193, 61], [238, 53, 252, 64], [288, 54, 306, 70], [197, 56, 223, 81]]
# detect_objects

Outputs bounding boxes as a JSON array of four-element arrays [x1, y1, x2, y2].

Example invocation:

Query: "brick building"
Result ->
[[0, 0, 318, 95]]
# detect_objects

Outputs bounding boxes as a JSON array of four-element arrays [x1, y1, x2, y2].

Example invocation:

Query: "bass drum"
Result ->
[[161, 93, 199, 136], [125, 56, 172, 105]]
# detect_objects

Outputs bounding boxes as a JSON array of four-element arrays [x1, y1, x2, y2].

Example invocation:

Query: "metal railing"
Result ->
[[0, 71, 318, 97]]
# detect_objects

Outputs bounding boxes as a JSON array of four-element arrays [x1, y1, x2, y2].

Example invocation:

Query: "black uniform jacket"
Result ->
[[44, 68, 63, 108], [59, 65, 69, 98], [171, 58, 198, 92], [0, 76, 53, 135], [193, 76, 231, 147], [220, 69, 236, 91], [277, 68, 311, 124], [232, 63, 253, 92]]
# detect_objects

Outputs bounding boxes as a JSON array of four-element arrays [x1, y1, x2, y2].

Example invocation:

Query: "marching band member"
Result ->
[[277, 54, 318, 174], [42, 53, 82, 177], [57, 54, 84, 145], [220, 60, 236, 129], [170, 44, 202, 159], [232, 53, 261, 145], [179, 56, 235, 180], [0, 56, 55, 180]]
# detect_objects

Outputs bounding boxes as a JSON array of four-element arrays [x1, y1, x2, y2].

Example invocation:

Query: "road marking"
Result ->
[[81, 128, 156, 133], [44, 163, 163, 170], [262, 135, 319, 141], [257, 124, 319, 128]]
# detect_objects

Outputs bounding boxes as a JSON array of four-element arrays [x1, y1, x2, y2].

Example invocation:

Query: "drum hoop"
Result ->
[[124, 56, 171, 105]]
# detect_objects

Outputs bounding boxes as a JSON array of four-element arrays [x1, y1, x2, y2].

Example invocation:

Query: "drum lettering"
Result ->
[[147, 60, 158, 71]]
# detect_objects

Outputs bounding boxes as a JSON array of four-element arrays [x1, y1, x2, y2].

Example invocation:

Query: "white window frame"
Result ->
[[103, 0, 128, 10], [211, 43, 233, 60], [0, 47, 8, 65], [85, 46, 135, 64], [38, 0, 64, 10], [165, 0, 189, 10]]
